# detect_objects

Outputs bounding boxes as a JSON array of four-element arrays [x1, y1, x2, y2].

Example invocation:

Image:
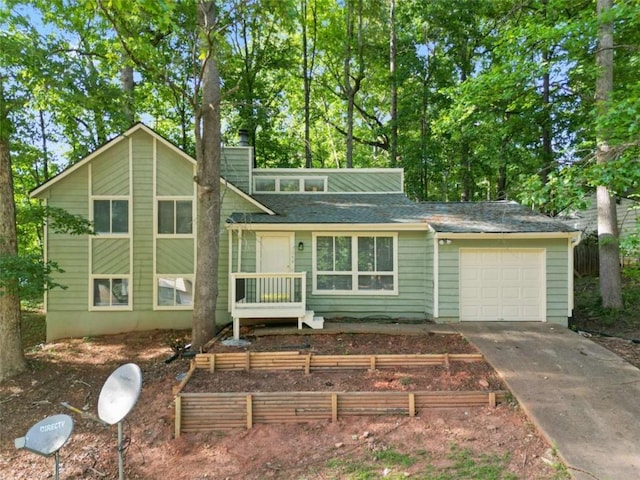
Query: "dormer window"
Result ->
[[253, 176, 327, 193]]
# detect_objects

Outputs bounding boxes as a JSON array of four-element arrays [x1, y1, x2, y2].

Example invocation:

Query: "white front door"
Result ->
[[257, 233, 293, 273], [257, 233, 294, 302], [459, 249, 546, 321]]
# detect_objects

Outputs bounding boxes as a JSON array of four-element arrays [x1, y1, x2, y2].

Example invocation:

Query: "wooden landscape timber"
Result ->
[[193, 351, 484, 374], [174, 390, 507, 436], [173, 352, 505, 438]]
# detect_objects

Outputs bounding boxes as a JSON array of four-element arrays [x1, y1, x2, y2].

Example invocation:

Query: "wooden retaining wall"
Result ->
[[173, 351, 505, 438], [175, 390, 507, 436], [193, 351, 484, 373]]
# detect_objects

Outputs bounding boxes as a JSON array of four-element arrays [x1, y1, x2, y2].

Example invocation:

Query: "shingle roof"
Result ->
[[227, 193, 576, 233], [414, 201, 576, 233]]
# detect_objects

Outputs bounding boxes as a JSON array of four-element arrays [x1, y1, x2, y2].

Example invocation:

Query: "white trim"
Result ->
[[156, 196, 195, 238], [434, 231, 578, 240], [42, 198, 49, 313], [226, 222, 431, 232], [152, 137, 158, 309], [154, 274, 194, 310], [311, 232, 398, 296], [89, 275, 133, 311], [253, 167, 404, 174], [568, 237, 575, 314], [221, 179, 275, 215], [433, 235, 439, 319]]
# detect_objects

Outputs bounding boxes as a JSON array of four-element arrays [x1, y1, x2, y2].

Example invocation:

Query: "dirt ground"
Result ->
[[2, 328, 565, 479]]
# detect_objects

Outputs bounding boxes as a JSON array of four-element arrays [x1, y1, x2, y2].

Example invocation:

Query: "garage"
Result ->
[[459, 249, 546, 321]]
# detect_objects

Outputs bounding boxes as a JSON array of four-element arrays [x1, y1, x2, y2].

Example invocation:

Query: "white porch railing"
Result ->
[[230, 272, 307, 339]]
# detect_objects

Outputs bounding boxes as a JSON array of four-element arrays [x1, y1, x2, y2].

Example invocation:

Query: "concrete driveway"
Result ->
[[455, 322, 640, 480]]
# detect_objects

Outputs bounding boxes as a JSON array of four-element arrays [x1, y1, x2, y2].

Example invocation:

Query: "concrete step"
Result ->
[[299, 311, 324, 330]]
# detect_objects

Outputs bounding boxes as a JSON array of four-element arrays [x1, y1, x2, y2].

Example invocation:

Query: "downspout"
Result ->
[[568, 231, 582, 315]]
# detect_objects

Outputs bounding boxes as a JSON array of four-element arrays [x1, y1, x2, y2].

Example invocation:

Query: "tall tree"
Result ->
[[595, 0, 623, 308], [98, 0, 225, 347], [0, 82, 26, 381]]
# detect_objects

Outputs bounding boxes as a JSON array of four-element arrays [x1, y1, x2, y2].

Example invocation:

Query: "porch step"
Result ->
[[299, 311, 324, 330]]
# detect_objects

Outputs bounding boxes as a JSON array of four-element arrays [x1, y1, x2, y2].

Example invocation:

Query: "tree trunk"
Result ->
[[596, 0, 623, 309], [389, 0, 398, 168], [0, 126, 26, 381], [301, 0, 314, 168], [120, 62, 135, 125], [192, 1, 222, 348]]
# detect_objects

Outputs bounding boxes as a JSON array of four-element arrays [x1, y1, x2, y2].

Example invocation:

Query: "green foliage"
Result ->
[[0, 252, 66, 302]]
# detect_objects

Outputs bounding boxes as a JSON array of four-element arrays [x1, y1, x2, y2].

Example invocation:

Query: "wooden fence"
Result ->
[[173, 351, 504, 437]]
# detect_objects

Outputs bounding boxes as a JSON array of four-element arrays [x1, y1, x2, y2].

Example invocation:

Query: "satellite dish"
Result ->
[[15, 413, 74, 457], [98, 363, 142, 425]]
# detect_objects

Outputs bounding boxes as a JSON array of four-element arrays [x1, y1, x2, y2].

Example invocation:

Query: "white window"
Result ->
[[254, 176, 327, 193], [314, 234, 397, 294], [156, 276, 193, 309], [158, 200, 193, 235], [92, 277, 130, 308], [93, 199, 128, 234]]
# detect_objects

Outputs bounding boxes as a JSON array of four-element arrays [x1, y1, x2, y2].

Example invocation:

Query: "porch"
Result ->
[[230, 272, 323, 339]]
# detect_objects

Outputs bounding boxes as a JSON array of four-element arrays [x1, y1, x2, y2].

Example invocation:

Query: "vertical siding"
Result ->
[[131, 131, 155, 309], [437, 238, 570, 324]]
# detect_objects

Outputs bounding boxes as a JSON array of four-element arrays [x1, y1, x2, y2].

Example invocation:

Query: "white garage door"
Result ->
[[459, 249, 545, 321]]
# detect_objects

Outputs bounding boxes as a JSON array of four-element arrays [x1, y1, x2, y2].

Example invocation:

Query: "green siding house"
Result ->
[[32, 124, 580, 341]]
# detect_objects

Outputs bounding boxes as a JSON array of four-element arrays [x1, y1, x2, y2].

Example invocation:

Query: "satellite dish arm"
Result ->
[[60, 402, 108, 425]]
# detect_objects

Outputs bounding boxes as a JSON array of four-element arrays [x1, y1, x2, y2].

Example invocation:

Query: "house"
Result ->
[[559, 194, 640, 238], [32, 124, 581, 341]]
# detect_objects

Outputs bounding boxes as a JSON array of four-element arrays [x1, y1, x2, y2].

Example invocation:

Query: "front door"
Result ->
[[257, 233, 294, 302], [257, 233, 293, 273]]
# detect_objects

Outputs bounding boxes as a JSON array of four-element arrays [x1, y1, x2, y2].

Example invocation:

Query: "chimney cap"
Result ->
[[238, 128, 249, 146]]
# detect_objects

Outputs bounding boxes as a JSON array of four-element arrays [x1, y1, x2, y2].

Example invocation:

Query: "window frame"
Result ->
[[154, 275, 195, 310], [89, 275, 132, 311], [156, 197, 194, 237], [91, 196, 130, 236], [253, 176, 327, 193], [312, 232, 398, 295]]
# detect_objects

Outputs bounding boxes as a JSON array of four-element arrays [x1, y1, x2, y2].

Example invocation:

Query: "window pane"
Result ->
[[358, 274, 393, 290], [175, 201, 192, 234], [93, 278, 111, 305], [112, 278, 129, 305], [316, 236, 334, 271], [334, 236, 352, 271], [158, 201, 174, 234], [279, 179, 299, 192], [158, 277, 193, 306], [111, 200, 129, 233], [376, 237, 394, 271], [255, 178, 276, 191], [94, 200, 110, 233], [93, 278, 128, 306], [358, 237, 375, 271], [317, 274, 351, 290], [304, 178, 324, 192]]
